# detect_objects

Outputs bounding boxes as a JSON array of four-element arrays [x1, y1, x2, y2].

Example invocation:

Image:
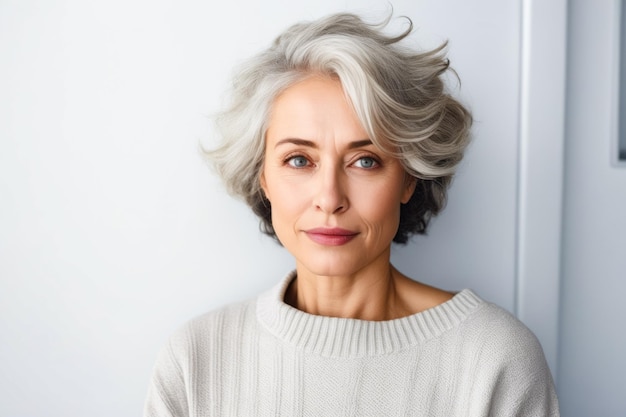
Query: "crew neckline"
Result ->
[[256, 271, 483, 358]]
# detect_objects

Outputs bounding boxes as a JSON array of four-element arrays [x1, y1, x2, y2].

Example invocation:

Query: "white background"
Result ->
[[1, 0, 622, 416]]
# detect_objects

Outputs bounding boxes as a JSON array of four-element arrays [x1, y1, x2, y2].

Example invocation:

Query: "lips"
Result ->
[[304, 228, 359, 246]]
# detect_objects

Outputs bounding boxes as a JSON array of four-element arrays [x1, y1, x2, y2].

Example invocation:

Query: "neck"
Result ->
[[285, 262, 415, 321]]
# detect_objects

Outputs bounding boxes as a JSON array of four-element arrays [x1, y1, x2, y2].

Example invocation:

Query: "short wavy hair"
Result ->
[[206, 12, 472, 244]]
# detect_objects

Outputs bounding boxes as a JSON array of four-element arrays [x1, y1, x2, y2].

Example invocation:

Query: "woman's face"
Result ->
[[261, 76, 416, 278]]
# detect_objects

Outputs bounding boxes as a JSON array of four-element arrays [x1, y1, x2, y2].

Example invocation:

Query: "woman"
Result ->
[[145, 13, 559, 416]]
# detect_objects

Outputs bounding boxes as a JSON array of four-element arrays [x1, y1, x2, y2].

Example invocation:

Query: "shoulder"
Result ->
[[165, 298, 257, 357], [144, 299, 259, 416], [449, 293, 559, 415], [429, 289, 549, 369], [460, 298, 546, 363]]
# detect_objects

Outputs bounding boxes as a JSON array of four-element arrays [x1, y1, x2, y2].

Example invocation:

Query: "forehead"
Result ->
[[265, 76, 369, 146]]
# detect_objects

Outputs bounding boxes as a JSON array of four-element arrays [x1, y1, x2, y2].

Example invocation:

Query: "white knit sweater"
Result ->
[[144, 271, 559, 416]]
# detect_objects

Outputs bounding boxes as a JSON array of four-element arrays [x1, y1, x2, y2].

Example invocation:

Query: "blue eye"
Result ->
[[288, 156, 309, 168], [355, 157, 378, 169]]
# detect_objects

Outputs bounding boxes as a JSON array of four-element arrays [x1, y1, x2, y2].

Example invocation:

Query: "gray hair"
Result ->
[[205, 12, 472, 244]]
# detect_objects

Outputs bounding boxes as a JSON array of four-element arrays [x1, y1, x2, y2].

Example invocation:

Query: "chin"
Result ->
[[297, 256, 365, 278]]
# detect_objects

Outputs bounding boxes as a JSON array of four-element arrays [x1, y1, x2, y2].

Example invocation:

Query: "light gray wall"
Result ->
[[558, 1, 626, 415], [621, 0, 626, 162], [0, 1, 563, 416]]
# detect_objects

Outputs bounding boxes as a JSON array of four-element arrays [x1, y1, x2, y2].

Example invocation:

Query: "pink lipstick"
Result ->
[[304, 228, 358, 246]]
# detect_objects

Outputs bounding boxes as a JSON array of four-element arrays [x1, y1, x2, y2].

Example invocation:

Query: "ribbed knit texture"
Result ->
[[144, 271, 559, 416]]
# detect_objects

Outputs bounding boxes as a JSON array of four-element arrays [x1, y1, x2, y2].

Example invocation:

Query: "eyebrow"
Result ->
[[274, 138, 373, 149]]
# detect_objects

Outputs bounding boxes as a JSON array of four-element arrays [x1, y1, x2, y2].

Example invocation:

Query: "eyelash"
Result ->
[[283, 153, 381, 169]]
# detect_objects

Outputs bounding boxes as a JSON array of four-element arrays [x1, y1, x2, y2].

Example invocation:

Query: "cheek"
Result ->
[[354, 186, 402, 224], [368, 179, 409, 227], [371, 199, 402, 226], [267, 183, 307, 226]]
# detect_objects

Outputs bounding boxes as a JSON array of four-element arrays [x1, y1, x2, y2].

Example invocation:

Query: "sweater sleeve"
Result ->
[[470, 306, 560, 417], [488, 341, 559, 416], [143, 331, 190, 417]]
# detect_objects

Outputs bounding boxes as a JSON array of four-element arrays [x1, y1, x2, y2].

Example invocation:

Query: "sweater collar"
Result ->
[[256, 270, 483, 358]]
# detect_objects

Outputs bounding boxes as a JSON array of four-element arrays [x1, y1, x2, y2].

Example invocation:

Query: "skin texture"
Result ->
[[261, 75, 453, 321]]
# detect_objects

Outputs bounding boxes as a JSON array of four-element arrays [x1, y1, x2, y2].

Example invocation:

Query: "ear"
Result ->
[[260, 171, 270, 201], [401, 175, 417, 204]]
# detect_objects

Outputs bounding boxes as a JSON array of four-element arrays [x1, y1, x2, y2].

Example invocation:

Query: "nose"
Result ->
[[313, 163, 349, 214]]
